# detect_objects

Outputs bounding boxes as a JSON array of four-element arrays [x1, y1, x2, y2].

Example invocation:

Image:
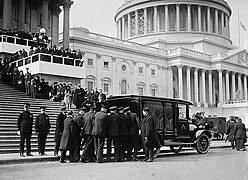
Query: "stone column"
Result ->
[[187, 4, 191, 31], [41, 0, 49, 29], [144, 8, 148, 34], [202, 69, 206, 106], [208, 70, 213, 106], [118, 19, 122, 38], [176, 4, 180, 31], [122, 16, 125, 38], [178, 65, 183, 99], [3, 0, 12, 30], [154, 6, 158, 33], [207, 6, 211, 33], [18, 0, 25, 31], [112, 57, 117, 94], [215, 8, 219, 34], [198, 6, 202, 32], [221, 11, 224, 36], [168, 67, 173, 97], [244, 75, 248, 101], [62, 0, 73, 49], [51, 7, 61, 46], [238, 73, 242, 98], [128, 13, 131, 38], [187, 66, 191, 101], [194, 68, 199, 103], [218, 69, 223, 106], [135, 11, 139, 36], [225, 71, 230, 101], [165, 5, 168, 32], [232, 72, 236, 100]]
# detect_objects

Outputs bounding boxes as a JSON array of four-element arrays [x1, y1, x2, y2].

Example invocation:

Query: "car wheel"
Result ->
[[195, 133, 210, 154], [216, 133, 223, 140], [170, 146, 183, 154]]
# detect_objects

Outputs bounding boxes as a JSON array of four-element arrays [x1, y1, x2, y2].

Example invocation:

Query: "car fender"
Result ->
[[193, 129, 213, 143]]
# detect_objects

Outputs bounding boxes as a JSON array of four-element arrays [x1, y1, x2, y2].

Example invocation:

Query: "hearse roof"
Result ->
[[106, 94, 193, 105]]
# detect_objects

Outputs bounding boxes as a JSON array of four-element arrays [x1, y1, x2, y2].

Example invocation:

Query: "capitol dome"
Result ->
[[114, 0, 232, 46]]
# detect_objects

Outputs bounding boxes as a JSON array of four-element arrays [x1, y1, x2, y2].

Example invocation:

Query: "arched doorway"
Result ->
[[121, 79, 127, 94]]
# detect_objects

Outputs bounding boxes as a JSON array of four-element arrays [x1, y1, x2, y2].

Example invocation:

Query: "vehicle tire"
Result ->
[[216, 133, 223, 140], [195, 133, 210, 154], [170, 146, 183, 154]]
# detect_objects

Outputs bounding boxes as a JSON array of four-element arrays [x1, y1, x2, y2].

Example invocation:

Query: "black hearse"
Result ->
[[105, 95, 212, 154]]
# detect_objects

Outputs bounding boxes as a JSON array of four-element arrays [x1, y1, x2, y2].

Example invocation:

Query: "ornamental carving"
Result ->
[[238, 52, 248, 66]]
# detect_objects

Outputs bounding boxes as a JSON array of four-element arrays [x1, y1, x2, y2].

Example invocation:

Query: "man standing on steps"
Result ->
[[17, 103, 34, 157], [24, 68, 31, 96], [54, 106, 67, 157], [35, 106, 51, 156]]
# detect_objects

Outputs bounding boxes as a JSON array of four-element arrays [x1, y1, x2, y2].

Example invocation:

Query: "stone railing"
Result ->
[[223, 100, 248, 104], [0, 35, 36, 47], [15, 53, 83, 68]]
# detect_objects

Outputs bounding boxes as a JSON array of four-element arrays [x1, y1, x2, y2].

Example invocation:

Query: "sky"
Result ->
[[59, 0, 248, 48]]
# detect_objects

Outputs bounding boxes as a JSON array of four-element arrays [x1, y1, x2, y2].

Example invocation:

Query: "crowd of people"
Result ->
[[0, 29, 33, 40], [225, 116, 247, 151], [17, 102, 161, 163]]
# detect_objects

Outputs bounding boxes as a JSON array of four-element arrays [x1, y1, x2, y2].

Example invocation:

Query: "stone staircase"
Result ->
[[0, 81, 64, 154]]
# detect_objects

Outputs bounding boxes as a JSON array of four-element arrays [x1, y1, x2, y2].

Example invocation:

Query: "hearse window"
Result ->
[[178, 104, 187, 120], [164, 103, 173, 131], [142, 100, 164, 131]]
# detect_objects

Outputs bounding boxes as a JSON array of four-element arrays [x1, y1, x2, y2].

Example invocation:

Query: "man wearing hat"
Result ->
[[106, 106, 121, 162], [54, 107, 67, 157], [80, 105, 97, 162], [140, 107, 159, 162], [24, 68, 31, 95], [73, 107, 87, 162], [123, 106, 140, 161], [91, 104, 109, 163], [35, 106, 51, 155], [118, 107, 130, 161], [17, 103, 34, 157], [225, 116, 237, 149]]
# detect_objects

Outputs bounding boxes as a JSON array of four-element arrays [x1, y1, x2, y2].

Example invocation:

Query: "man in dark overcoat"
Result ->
[[140, 107, 160, 162], [59, 110, 77, 163], [124, 106, 140, 161], [225, 116, 236, 149], [80, 105, 97, 162], [17, 103, 33, 157], [234, 118, 247, 151], [73, 107, 86, 162], [118, 107, 130, 161], [73, 85, 85, 109], [35, 106, 51, 155], [91, 105, 108, 163], [106, 106, 120, 162], [54, 107, 67, 157]]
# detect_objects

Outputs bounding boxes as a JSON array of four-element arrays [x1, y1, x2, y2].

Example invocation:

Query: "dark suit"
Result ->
[[17, 110, 33, 155], [226, 121, 236, 148], [35, 114, 50, 155], [126, 112, 140, 160], [118, 113, 130, 161], [73, 114, 84, 161], [234, 122, 247, 150], [59, 116, 77, 162], [81, 111, 95, 162], [106, 112, 120, 161], [91, 111, 108, 162], [141, 113, 159, 160], [54, 112, 67, 155]]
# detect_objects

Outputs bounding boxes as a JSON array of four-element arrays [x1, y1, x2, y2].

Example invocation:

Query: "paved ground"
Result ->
[[0, 147, 247, 180], [0, 140, 243, 165]]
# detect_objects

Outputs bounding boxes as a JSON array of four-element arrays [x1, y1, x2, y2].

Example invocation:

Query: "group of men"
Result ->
[[54, 104, 161, 163], [225, 116, 247, 151], [17, 103, 51, 157]]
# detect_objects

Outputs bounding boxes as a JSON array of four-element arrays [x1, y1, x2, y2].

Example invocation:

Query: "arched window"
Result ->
[[121, 79, 127, 94]]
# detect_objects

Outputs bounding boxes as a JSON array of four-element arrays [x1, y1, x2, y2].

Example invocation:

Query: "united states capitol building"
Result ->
[[1, 0, 248, 124]]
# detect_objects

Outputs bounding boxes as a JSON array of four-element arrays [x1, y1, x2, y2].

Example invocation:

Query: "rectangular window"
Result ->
[[168, 5, 176, 31], [104, 61, 109, 68], [103, 83, 109, 94], [139, 67, 143, 74], [164, 103, 173, 131], [39, 13, 42, 26], [138, 87, 144, 95], [151, 89, 156, 96], [88, 59, 93, 66], [151, 69, 155, 76], [0, 1, 3, 19], [87, 81, 93, 91]]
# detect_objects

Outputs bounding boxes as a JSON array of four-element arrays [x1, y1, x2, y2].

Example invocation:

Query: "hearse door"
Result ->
[[163, 102, 175, 137]]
